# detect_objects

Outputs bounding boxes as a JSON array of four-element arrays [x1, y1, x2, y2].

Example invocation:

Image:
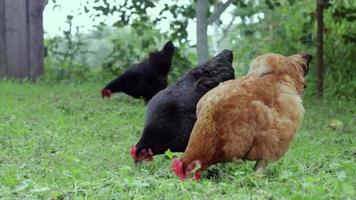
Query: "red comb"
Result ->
[[145, 149, 153, 161], [130, 145, 138, 160], [101, 89, 112, 98], [193, 172, 202, 180], [172, 158, 186, 180], [130, 146, 154, 162]]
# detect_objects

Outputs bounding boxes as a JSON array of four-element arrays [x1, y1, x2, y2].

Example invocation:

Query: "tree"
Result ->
[[212, 16, 235, 55], [87, 0, 238, 64], [316, 0, 324, 98], [196, 0, 233, 64]]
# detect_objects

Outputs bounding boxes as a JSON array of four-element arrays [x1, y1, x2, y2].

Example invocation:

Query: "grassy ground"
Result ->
[[0, 80, 355, 200]]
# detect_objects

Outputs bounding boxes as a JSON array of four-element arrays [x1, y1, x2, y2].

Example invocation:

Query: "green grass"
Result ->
[[0, 80, 355, 200]]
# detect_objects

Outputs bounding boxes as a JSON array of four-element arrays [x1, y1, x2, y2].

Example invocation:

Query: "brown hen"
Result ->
[[172, 52, 313, 180]]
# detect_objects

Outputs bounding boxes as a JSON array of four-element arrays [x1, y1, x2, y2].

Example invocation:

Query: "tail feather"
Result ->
[[148, 41, 175, 75], [162, 41, 174, 54], [216, 49, 233, 63]]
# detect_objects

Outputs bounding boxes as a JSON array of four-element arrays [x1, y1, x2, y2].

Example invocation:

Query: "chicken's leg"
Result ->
[[254, 160, 268, 174]]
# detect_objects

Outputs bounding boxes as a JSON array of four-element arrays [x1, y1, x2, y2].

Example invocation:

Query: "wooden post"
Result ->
[[5, 0, 29, 78], [0, 0, 6, 77], [28, 0, 45, 79], [0, 0, 45, 80], [316, 0, 324, 98]]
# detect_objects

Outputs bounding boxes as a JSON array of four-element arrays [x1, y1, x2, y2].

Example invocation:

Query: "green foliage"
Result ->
[[228, 0, 315, 67], [88, 0, 195, 44], [323, 0, 356, 98], [226, 0, 355, 98], [0, 81, 355, 199], [169, 45, 195, 83], [164, 149, 176, 159], [101, 26, 163, 75], [42, 0, 354, 98], [44, 16, 193, 84], [44, 15, 93, 82], [101, 25, 193, 83]]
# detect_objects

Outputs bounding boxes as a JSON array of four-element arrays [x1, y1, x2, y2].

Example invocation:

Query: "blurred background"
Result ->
[[1, 0, 355, 99]]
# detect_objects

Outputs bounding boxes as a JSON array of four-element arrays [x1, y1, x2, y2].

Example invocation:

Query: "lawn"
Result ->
[[0, 80, 355, 199]]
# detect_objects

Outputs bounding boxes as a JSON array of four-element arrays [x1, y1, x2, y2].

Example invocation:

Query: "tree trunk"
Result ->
[[43, 0, 48, 9], [196, 0, 233, 64], [316, 0, 324, 98], [196, 0, 209, 64]]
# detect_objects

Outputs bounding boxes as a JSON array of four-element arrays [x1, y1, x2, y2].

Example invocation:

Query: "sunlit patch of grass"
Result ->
[[0, 80, 355, 199]]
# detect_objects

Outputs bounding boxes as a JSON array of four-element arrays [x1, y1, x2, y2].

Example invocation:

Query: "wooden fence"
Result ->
[[0, 0, 47, 80]]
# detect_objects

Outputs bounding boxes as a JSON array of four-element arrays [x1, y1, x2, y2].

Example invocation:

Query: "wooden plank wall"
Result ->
[[5, 0, 29, 78], [28, 0, 45, 79], [0, 0, 6, 77], [0, 0, 45, 80]]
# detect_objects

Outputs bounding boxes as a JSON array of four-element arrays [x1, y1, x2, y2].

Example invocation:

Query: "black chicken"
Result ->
[[101, 41, 175, 103], [131, 50, 235, 162]]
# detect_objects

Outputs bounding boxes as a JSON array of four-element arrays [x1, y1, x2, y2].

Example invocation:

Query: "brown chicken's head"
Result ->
[[248, 52, 312, 77], [172, 158, 202, 180], [248, 52, 313, 94], [130, 145, 153, 163], [295, 52, 313, 76], [288, 52, 313, 90], [101, 88, 112, 98]]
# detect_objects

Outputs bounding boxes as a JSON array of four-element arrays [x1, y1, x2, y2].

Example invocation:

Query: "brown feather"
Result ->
[[178, 53, 311, 176]]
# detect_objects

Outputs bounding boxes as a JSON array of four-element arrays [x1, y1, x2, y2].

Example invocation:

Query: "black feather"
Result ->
[[135, 49, 235, 156], [103, 41, 175, 102]]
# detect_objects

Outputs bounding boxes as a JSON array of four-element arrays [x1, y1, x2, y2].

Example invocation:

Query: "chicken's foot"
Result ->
[[254, 160, 268, 174]]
